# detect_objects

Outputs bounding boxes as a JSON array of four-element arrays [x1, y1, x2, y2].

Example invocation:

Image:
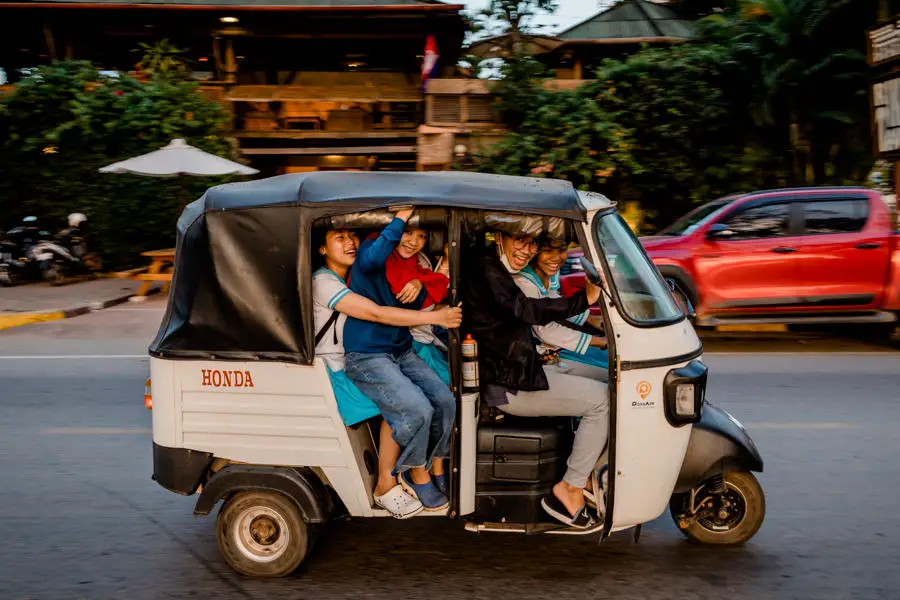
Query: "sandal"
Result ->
[[541, 494, 596, 529], [374, 485, 424, 519]]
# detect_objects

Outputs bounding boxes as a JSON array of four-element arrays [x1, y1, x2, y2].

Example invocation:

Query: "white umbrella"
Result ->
[[99, 138, 258, 177]]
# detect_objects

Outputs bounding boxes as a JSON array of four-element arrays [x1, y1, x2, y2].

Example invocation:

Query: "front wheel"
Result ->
[[0, 265, 16, 286], [216, 491, 313, 577], [670, 471, 765, 545]]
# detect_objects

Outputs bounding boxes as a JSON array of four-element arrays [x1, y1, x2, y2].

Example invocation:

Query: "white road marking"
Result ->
[[41, 427, 152, 435], [0, 354, 147, 360]]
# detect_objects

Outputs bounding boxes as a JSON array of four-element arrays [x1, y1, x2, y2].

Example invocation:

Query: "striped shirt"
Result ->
[[313, 267, 352, 371], [513, 267, 591, 355]]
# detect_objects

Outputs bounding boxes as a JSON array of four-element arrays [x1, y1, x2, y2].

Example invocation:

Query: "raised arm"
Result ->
[[483, 258, 594, 326], [515, 276, 594, 354], [335, 290, 462, 329], [355, 210, 412, 273]]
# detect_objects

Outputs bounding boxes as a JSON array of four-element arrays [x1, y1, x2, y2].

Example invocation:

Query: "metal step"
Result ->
[[464, 520, 605, 536], [698, 311, 898, 328]]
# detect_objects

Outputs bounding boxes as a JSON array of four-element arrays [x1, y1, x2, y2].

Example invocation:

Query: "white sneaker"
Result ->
[[374, 484, 425, 519]]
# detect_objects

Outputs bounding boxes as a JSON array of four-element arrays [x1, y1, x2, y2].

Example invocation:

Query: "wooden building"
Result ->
[[467, 0, 694, 79], [0, 0, 466, 174]]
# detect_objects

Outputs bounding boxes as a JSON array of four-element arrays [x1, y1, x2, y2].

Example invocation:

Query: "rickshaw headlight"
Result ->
[[674, 383, 695, 416], [663, 360, 707, 426]]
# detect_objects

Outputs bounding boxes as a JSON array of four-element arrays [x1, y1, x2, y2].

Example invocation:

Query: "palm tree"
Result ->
[[709, 0, 869, 184]]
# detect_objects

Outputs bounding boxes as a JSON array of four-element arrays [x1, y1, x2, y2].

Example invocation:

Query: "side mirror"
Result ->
[[666, 277, 696, 321], [706, 223, 734, 240], [579, 257, 612, 300], [579, 256, 603, 286]]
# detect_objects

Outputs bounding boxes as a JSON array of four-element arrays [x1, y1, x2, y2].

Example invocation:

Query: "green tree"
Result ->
[[467, 0, 558, 57], [474, 79, 640, 193], [590, 42, 757, 224], [703, 0, 871, 184], [134, 39, 193, 81], [0, 59, 241, 270]]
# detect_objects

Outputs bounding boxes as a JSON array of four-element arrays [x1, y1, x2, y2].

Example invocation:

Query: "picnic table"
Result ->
[[113, 248, 175, 297]]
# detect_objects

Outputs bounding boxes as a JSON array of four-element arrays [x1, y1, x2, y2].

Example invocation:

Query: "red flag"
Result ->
[[421, 35, 440, 89]]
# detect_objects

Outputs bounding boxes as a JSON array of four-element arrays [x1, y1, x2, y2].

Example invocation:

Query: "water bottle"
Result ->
[[462, 334, 479, 393]]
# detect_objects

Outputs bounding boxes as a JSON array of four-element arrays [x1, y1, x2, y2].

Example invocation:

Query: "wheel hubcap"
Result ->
[[233, 507, 291, 563], [697, 482, 747, 532]]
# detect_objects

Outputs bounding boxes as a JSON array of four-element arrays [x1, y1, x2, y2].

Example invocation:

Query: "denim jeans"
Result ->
[[345, 348, 456, 475]]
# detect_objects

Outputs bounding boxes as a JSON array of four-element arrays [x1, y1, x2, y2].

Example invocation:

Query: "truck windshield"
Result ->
[[594, 212, 683, 325], [658, 197, 734, 236]]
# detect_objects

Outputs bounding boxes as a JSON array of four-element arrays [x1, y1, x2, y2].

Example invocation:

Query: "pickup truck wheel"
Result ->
[[216, 491, 313, 578]]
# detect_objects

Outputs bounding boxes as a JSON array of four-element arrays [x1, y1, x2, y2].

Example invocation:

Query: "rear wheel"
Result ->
[[670, 471, 765, 545], [0, 265, 16, 286], [216, 491, 313, 577]]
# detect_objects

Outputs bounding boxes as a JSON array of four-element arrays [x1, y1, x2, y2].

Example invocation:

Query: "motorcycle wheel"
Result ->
[[0, 266, 15, 286], [669, 471, 765, 546], [42, 263, 63, 285]]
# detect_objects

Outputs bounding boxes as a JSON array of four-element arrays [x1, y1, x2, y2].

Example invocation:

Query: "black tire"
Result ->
[[216, 491, 313, 578], [0, 266, 15, 287], [670, 471, 765, 546]]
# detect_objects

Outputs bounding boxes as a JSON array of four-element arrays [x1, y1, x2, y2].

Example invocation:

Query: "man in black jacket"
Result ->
[[463, 231, 609, 528]]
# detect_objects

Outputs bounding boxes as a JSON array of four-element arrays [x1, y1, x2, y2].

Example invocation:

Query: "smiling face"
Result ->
[[397, 227, 427, 259], [533, 240, 568, 278], [499, 233, 539, 272], [320, 229, 360, 270]]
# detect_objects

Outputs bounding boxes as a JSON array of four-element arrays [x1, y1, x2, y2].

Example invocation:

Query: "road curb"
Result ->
[[0, 292, 141, 331]]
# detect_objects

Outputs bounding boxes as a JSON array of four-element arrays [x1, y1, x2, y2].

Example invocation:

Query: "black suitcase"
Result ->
[[473, 418, 574, 523]]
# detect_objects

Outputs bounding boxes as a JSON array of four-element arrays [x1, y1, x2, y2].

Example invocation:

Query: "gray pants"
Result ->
[[497, 367, 609, 488]]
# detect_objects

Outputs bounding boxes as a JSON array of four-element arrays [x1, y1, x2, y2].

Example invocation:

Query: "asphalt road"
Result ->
[[1, 301, 899, 600]]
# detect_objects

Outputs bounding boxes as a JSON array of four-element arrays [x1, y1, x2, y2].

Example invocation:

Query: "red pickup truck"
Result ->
[[561, 186, 900, 328]]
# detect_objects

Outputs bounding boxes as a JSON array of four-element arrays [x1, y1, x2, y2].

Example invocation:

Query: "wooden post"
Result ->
[[224, 38, 237, 84], [212, 37, 224, 82], [42, 20, 57, 61], [573, 58, 583, 80]]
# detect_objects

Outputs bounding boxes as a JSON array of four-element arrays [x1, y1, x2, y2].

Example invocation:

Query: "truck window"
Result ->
[[721, 202, 791, 240], [802, 199, 869, 234]]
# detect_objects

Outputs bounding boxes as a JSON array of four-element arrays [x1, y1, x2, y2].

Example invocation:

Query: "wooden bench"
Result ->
[[131, 249, 175, 297]]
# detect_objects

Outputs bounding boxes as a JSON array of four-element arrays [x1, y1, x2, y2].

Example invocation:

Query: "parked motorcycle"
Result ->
[[0, 216, 47, 286], [30, 213, 91, 284], [0, 213, 91, 286]]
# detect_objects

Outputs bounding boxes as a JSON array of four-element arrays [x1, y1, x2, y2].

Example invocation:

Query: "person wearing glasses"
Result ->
[[462, 231, 609, 529]]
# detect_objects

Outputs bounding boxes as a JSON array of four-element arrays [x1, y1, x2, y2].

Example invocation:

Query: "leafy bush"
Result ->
[[0, 60, 244, 270]]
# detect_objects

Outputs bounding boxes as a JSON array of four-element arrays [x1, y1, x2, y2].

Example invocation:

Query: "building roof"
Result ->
[[0, 0, 458, 8], [557, 0, 694, 42]]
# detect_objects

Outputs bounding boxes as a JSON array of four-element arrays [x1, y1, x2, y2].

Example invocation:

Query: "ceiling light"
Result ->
[[220, 16, 239, 23]]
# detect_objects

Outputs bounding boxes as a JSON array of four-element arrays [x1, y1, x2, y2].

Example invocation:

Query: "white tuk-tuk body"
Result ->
[[147, 172, 762, 577]]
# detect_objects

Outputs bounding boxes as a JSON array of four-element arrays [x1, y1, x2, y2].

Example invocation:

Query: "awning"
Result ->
[[226, 84, 422, 103]]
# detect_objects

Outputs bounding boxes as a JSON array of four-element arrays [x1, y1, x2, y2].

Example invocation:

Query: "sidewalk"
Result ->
[[0, 279, 155, 330]]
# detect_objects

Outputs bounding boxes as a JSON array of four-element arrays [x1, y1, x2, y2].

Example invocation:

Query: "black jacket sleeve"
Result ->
[[480, 253, 590, 326]]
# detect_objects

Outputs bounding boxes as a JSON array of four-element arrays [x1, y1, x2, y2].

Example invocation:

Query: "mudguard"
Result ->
[[673, 402, 763, 493], [193, 464, 332, 523]]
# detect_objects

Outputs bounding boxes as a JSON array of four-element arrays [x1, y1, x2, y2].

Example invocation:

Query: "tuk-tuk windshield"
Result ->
[[594, 212, 683, 325]]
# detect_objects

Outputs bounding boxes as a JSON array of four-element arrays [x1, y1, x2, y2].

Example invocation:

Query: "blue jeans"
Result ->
[[345, 348, 456, 475]]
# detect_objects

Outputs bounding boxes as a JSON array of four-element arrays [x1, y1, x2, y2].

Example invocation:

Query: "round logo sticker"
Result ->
[[637, 381, 651, 400]]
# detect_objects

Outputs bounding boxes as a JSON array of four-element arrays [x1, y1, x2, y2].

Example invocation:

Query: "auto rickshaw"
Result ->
[[145, 171, 765, 578]]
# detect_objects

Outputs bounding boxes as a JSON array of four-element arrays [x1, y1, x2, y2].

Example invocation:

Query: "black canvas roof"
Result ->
[[184, 170, 585, 219]]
